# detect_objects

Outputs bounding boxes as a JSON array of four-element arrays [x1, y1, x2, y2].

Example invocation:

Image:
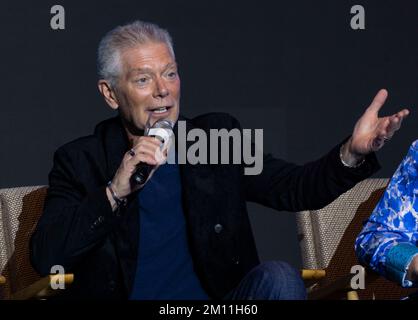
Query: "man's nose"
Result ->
[[153, 78, 169, 98]]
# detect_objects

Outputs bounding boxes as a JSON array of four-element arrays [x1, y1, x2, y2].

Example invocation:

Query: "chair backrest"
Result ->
[[296, 178, 388, 270], [0, 186, 47, 299], [296, 178, 416, 299]]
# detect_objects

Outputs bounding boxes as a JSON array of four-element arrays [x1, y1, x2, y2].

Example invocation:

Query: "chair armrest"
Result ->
[[307, 273, 354, 299], [0, 275, 5, 284], [301, 269, 326, 280], [10, 274, 74, 300]]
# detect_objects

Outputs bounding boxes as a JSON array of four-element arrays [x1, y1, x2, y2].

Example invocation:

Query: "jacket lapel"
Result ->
[[96, 116, 140, 295]]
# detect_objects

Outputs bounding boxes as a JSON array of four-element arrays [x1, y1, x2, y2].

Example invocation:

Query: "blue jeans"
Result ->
[[223, 261, 307, 300]]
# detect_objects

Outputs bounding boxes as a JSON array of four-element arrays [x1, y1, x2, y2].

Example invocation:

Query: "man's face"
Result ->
[[108, 42, 180, 134]]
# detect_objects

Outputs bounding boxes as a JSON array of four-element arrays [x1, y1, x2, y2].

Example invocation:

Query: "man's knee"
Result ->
[[252, 261, 306, 299], [255, 261, 299, 281]]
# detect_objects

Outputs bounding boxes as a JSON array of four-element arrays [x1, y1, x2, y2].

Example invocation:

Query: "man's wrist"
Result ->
[[106, 181, 127, 211], [106, 187, 118, 211], [340, 139, 365, 168]]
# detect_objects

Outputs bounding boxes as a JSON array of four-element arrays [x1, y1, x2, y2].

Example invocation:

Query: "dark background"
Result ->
[[1, 0, 417, 268]]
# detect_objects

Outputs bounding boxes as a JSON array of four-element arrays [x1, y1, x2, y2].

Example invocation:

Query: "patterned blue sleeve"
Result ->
[[355, 140, 418, 287]]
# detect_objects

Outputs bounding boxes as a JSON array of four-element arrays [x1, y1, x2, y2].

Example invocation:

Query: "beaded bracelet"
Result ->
[[339, 145, 365, 168], [107, 181, 127, 207]]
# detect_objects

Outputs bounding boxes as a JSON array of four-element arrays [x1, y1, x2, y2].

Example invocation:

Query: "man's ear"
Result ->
[[98, 79, 119, 110]]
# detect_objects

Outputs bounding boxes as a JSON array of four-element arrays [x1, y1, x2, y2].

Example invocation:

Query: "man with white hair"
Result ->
[[30, 20, 409, 300]]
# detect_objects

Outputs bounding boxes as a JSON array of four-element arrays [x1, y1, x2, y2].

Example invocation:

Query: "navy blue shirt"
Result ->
[[130, 162, 209, 300]]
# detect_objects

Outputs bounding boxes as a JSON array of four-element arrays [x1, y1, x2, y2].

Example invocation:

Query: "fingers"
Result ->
[[371, 136, 386, 151], [130, 136, 162, 149], [127, 150, 158, 166], [134, 142, 160, 158], [371, 108, 410, 151], [366, 89, 388, 114], [127, 136, 166, 166], [374, 118, 390, 140], [110, 136, 165, 198], [387, 115, 401, 135], [382, 108, 410, 139], [396, 108, 410, 119]]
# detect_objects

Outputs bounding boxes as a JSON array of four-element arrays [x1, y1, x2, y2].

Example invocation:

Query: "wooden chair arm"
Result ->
[[301, 269, 326, 280], [0, 275, 5, 284], [10, 274, 74, 300], [307, 273, 354, 299], [347, 290, 360, 300], [307, 266, 371, 300]]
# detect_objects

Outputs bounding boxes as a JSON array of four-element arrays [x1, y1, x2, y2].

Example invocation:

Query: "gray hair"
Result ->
[[97, 20, 175, 86]]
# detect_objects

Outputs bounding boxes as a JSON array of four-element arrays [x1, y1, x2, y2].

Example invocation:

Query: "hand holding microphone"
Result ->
[[106, 118, 174, 210], [130, 119, 174, 185]]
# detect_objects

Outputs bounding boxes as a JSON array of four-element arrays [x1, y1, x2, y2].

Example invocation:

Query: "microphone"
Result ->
[[130, 119, 174, 186]]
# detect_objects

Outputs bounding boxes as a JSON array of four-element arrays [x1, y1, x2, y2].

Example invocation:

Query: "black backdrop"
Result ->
[[1, 0, 417, 268]]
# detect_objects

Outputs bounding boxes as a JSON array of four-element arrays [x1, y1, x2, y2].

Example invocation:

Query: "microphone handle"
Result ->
[[130, 163, 155, 185], [129, 130, 167, 186]]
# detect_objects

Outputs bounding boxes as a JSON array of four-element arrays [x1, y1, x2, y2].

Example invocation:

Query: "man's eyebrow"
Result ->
[[128, 63, 178, 75]]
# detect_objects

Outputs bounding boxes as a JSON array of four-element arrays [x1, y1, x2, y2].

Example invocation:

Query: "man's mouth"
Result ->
[[148, 106, 173, 114]]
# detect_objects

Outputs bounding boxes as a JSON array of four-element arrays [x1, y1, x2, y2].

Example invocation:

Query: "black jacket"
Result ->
[[30, 113, 379, 299]]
